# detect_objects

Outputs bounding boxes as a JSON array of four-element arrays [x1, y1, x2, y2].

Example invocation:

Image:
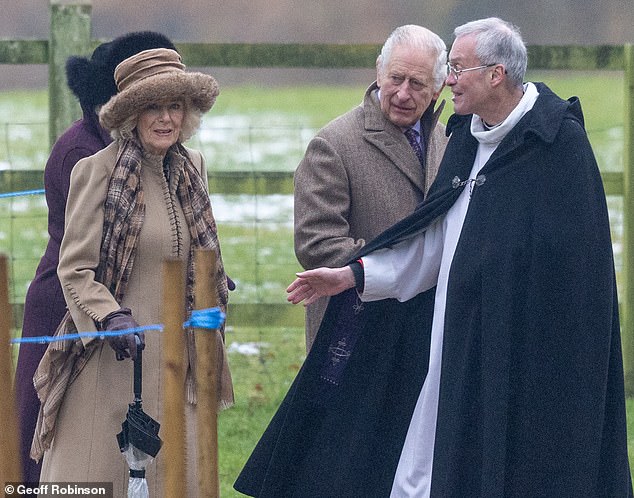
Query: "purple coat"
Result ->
[[14, 113, 111, 483]]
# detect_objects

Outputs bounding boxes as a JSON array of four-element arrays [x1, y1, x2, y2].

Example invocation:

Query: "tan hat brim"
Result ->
[[99, 71, 219, 131]]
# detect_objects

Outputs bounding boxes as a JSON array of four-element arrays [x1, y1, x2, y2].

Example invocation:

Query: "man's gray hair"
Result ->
[[377, 25, 447, 92], [454, 17, 527, 87]]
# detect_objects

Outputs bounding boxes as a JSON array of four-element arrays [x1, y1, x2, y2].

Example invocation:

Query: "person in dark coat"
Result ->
[[13, 31, 176, 484], [235, 17, 632, 497]]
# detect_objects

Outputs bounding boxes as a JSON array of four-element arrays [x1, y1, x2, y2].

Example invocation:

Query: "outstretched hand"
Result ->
[[286, 266, 355, 306]]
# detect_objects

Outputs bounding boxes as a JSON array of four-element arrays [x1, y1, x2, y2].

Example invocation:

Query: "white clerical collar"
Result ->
[[470, 82, 539, 145]]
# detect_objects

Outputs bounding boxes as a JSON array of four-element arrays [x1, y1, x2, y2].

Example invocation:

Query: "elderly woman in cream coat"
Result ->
[[33, 48, 233, 497]]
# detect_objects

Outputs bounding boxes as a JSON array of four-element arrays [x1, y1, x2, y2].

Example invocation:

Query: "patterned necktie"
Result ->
[[404, 128, 425, 166]]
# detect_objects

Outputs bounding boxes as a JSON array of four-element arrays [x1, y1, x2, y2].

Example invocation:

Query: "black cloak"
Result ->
[[234, 83, 632, 497]]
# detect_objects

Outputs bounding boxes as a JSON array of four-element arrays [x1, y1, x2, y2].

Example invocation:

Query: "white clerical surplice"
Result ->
[[361, 83, 538, 498]]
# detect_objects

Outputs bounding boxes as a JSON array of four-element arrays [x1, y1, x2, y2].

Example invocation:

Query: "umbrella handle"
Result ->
[[134, 335, 142, 404]]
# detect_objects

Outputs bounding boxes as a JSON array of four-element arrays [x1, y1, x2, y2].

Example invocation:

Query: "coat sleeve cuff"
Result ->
[[349, 259, 364, 293]]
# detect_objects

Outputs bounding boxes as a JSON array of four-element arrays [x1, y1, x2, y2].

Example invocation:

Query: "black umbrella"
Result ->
[[116, 337, 162, 498]]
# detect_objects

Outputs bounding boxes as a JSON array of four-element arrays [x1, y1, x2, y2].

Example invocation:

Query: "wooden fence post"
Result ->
[[0, 254, 21, 484], [194, 249, 220, 498], [48, 0, 92, 146], [161, 259, 187, 496], [623, 44, 634, 395]]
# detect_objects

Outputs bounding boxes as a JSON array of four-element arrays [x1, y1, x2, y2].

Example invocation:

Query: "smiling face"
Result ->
[[376, 44, 442, 128], [445, 34, 494, 118], [136, 100, 185, 155]]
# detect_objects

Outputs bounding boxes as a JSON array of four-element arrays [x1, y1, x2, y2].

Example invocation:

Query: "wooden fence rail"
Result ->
[[1, 1, 633, 392]]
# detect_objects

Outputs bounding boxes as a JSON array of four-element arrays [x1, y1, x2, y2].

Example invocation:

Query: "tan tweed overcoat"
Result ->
[[39, 141, 231, 498], [294, 82, 448, 349]]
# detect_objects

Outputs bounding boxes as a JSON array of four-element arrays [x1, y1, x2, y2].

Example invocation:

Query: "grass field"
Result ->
[[1, 71, 631, 494], [219, 326, 305, 496], [0, 71, 627, 299]]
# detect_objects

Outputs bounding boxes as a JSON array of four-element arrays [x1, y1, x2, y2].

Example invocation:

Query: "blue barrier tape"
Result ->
[[0, 189, 46, 199], [183, 307, 226, 329], [11, 308, 225, 345], [11, 324, 163, 344]]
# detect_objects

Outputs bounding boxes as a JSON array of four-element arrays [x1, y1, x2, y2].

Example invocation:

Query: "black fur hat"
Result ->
[[65, 31, 176, 112]]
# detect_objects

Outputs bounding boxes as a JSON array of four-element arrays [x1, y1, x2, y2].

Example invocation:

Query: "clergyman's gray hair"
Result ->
[[454, 17, 527, 87], [377, 25, 447, 92]]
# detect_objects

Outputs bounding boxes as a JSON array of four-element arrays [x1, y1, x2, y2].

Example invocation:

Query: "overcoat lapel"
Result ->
[[356, 124, 476, 257]]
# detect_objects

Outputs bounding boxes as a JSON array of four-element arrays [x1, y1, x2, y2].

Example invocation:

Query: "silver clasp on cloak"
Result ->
[[452, 175, 486, 198]]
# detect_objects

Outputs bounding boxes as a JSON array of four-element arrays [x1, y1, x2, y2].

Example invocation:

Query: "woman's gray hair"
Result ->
[[111, 99, 202, 143], [454, 17, 527, 88], [377, 25, 447, 92]]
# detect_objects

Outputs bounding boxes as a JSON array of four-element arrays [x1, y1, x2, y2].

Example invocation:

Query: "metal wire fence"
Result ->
[[0, 120, 318, 329], [0, 115, 626, 326]]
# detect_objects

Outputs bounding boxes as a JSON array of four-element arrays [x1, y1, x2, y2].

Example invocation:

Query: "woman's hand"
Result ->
[[101, 308, 144, 361], [286, 266, 355, 306]]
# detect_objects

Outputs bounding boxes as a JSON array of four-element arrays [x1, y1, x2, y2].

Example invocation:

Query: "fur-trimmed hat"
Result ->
[[65, 31, 176, 113], [99, 48, 219, 132]]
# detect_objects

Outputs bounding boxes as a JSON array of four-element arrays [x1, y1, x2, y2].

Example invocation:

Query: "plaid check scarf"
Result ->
[[100, 138, 231, 406], [98, 138, 229, 313], [31, 138, 232, 461]]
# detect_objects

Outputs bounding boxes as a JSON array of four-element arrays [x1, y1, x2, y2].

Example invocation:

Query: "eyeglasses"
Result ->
[[446, 62, 497, 80]]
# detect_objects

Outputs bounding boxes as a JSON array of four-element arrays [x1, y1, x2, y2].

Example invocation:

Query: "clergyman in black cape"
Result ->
[[234, 17, 632, 498]]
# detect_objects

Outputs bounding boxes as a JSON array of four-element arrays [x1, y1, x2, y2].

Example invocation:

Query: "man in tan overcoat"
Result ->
[[294, 25, 449, 349]]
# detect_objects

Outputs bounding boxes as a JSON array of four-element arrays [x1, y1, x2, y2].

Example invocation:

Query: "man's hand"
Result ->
[[286, 266, 355, 306]]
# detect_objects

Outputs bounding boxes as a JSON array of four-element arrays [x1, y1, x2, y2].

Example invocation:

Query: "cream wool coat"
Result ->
[[294, 83, 448, 348], [39, 141, 226, 497]]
